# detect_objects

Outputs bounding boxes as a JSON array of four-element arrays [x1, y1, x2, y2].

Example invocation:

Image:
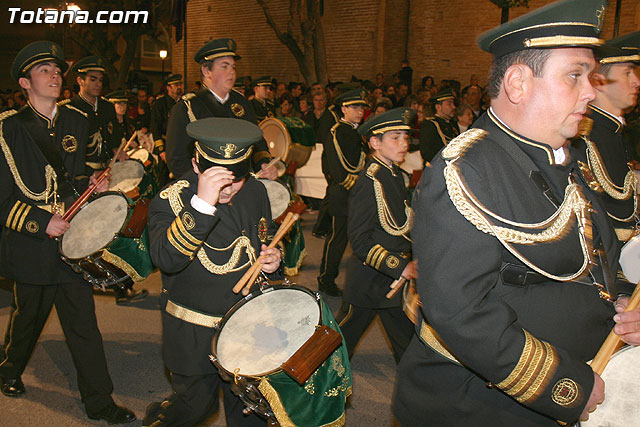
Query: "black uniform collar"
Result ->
[[372, 155, 398, 176], [588, 104, 623, 134], [487, 108, 564, 166], [25, 100, 58, 129], [78, 93, 98, 111], [339, 118, 358, 129]]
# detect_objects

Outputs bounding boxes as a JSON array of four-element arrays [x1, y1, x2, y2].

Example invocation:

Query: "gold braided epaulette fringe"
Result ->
[[366, 163, 379, 178], [442, 128, 487, 160], [182, 93, 196, 101], [496, 330, 558, 405], [63, 104, 88, 118], [0, 110, 17, 122], [578, 117, 594, 137], [57, 99, 71, 107], [159, 179, 190, 216]]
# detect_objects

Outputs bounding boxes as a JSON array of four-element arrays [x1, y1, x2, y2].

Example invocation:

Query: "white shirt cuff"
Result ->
[[190, 194, 217, 216]]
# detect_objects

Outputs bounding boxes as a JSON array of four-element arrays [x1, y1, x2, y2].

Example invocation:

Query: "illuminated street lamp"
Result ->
[[159, 49, 168, 80], [66, 3, 81, 12]]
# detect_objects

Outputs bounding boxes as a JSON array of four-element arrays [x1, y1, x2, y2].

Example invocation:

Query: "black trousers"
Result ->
[[143, 372, 266, 427], [318, 214, 348, 286], [337, 304, 414, 363], [0, 280, 115, 413]]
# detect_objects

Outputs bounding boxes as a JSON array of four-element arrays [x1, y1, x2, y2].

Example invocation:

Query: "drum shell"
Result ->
[[260, 118, 314, 167]]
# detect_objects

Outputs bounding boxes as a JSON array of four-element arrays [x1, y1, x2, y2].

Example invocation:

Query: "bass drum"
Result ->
[[260, 117, 315, 168], [582, 345, 640, 427]]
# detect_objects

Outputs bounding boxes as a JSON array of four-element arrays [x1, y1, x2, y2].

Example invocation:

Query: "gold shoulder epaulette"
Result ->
[[578, 117, 593, 137], [156, 94, 165, 99], [57, 99, 71, 106], [159, 179, 190, 216], [231, 88, 246, 98], [366, 162, 379, 178], [182, 93, 196, 101], [442, 128, 487, 160], [63, 104, 88, 118], [0, 109, 18, 122]]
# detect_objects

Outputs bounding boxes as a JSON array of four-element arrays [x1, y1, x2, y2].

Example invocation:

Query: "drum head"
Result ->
[[583, 346, 640, 427], [258, 179, 290, 219], [215, 287, 320, 376], [127, 147, 150, 164], [60, 194, 129, 259], [109, 160, 144, 193], [620, 235, 640, 284], [260, 118, 291, 162]]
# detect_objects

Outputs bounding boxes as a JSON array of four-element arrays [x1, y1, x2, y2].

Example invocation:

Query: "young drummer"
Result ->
[[337, 107, 417, 362], [144, 117, 281, 426]]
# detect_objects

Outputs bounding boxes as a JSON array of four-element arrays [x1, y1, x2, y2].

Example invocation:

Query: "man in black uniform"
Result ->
[[317, 89, 368, 297], [574, 31, 640, 243], [151, 73, 183, 163], [65, 56, 117, 174], [418, 87, 459, 164], [106, 89, 135, 147], [394, 0, 640, 425], [165, 38, 277, 180], [0, 41, 135, 424], [143, 117, 281, 426], [250, 76, 276, 122], [337, 108, 416, 362]]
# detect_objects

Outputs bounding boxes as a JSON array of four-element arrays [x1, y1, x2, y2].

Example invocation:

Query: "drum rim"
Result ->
[[620, 234, 640, 283], [59, 191, 132, 261], [257, 178, 291, 219], [260, 117, 292, 162], [109, 159, 146, 192], [211, 284, 322, 378]]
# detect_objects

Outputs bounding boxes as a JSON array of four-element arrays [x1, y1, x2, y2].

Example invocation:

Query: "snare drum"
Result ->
[[211, 286, 351, 426], [59, 192, 153, 289], [582, 345, 640, 427], [261, 117, 315, 168], [620, 234, 640, 284], [109, 159, 159, 201]]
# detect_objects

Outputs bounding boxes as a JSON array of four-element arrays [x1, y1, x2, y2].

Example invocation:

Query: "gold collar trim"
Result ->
[[589, 104, 623, 133], [488, 109, 555, 165]]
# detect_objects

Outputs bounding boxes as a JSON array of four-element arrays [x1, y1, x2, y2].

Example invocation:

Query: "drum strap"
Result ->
[[15, 106, 79, 199]]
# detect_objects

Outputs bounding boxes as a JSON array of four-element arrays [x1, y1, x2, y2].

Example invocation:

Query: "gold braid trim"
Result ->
[[496, 330, 558, 404], [0, 121, 57, 202], [0, 110, 17, 121], [159, 179, 256, 274], [444, 131, 595, 282], [102, 250, 144, 282], [63, 104, 87, 118], [585, 137, 639, 222], [331, 123, 365, 174], [198, 236, 255, 275], [367, 164, 413, 241], [184, 99, 197, 123], [258, 379, 296, 427]]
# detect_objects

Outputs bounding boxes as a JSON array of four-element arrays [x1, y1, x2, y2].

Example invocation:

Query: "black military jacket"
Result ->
[[0, 104, 89, 285], [250, 97, 276, 122], [345, 156, 412, 308], [396, 111, 625, 425], [304, 108, 337, 146], [322, 120, 366, 215], [148, 172, 273, 374], [150, 94, 176, 154], [418, 115, 459, 164], [110, 116, 135, 150], [67, 94, 117, 171], [573, 104, 637, 231], [165, 88, 271, 178]]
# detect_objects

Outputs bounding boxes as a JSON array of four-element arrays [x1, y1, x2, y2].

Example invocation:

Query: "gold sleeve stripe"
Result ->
[[175, 217, 202, 246], [366, 244, 381, 265], [170, 222, 199, 252], [16, 205, 31, 232], [11, 203, 27, 230], [496, 330, 558, 404], [366, 244, 389, 270], [167, 227, 194, 257], [6, 201, 21, 228]]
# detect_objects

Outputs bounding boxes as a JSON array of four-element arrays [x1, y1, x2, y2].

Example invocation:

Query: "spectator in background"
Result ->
[[422, 75, 435, 91], [61, 88, 72, 100], [405, 94, 419, 110], [455, 104, 474, 133], [396, 82, 409, 107], [275, 81, 287, 101], [373, 87, 384, 102], [386, 85, 397, 107], [466, 84, 485, 122], [276, 92, 300, 118], [375, 72, 386, 90], [398, 59, 413, 92], [311, 82, 324, 96], [289, 81, 303, 111]]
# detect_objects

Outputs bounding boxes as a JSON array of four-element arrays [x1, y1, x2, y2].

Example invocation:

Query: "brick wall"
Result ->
[[171, 0, 640, 91]]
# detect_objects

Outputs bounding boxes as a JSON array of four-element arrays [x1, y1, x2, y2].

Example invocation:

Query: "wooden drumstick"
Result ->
[[590, 280, 640, 375], [232, 212, 298, 294], [255, 157, 281, 178], [386, 277, 408, 299]]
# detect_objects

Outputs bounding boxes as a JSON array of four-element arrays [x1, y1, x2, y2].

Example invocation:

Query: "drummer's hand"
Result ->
[[579, 372, 604, 422], [259, 244, 281, 274], [193, 162, 235, 206], [401, 260, 418, 280], [613, 296, 640, 345], [159, 152, 167, 163], [46, 214, 70, 237], [258, 162, 278, 180], [90, 171, 110, 193]]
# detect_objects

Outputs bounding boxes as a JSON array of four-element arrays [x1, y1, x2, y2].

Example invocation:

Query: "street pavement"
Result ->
[[0, 212, 399, 426]]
